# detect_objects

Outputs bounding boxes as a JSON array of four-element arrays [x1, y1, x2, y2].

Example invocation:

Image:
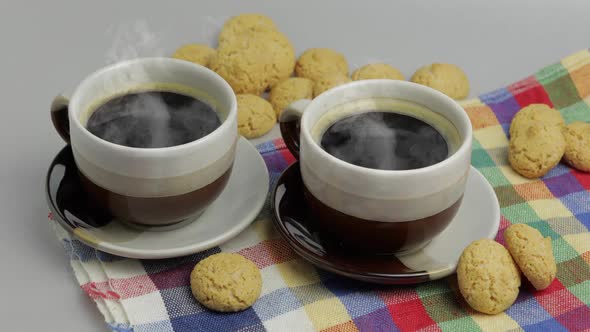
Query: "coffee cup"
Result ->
[[50, 58, 238, 227], [279, 80, 472, 254]]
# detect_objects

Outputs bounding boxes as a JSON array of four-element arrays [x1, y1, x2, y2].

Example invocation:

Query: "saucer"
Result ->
[[46, 137, 269, 259], [271, 162, 500, 284]]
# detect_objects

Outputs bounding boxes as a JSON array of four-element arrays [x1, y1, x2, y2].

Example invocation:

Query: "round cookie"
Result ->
[[411, 63, 469, 100], [237, 94, 276, 138], [352, 63, 404, 81], [218, 13, 277, 44], [563, 121, 590, 172], [190, 253, 262, 312], [508, 123, 565, 178], [269, 77, 314, 117], [210, 29, 295, 95], [295, 48, 349, 82], [313, 72, 352, 97], [257, 29, 296, 88], [504, 224, 556, 291], [509, 104, 564, 138], [457, 239, 521, 315], [172, 44, 216, 67]]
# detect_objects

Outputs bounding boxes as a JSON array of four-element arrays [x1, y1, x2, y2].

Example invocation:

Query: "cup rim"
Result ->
[[69, 57, 237, 156], [300, 79, 473, 176]]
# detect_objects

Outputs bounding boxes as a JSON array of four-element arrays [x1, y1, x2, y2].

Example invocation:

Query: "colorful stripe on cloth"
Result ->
[[52, 49, 590, 332]]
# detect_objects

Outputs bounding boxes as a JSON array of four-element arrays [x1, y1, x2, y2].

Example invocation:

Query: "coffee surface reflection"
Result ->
[[320, 111, 449, 170], [87, 91, 220, 148]]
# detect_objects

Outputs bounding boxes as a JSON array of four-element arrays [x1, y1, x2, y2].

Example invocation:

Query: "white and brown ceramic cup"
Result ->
[[51, 58, 238, 227], [279, 80, 472, 254]]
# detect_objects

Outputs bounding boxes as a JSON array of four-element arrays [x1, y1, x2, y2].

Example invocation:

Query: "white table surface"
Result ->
[[1, 0, 588, 330]]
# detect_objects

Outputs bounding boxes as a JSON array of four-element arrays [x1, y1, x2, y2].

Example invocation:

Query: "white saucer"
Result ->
[[46, 137, 269, 259], [272, 164, 501, 284]]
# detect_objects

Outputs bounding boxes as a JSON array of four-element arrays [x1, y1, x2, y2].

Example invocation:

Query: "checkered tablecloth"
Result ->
[[51, 49, 590, 331]]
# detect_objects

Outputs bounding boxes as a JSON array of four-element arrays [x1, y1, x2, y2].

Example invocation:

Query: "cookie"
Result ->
[[457, 239, 521, 315], [172, 44, 216, 67], [295, 48, 349, 82], [508, 123, 565, 178], [313, 72, 352, 97], [352, 63, 404, 81], [563, 121, 590, 172], [410, 63, 469, 99], [269, 77, 314, 117], [509, 104, 564, 138], [190, 253, 262, 312], [218, 13, 277, 44], [210, 29, 295, 95], [504, 224, 556, 290], [237, 94, 276, 138]]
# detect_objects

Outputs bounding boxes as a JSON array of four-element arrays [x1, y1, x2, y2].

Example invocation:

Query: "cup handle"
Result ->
[[51, 95, 71, 144], [279, 99, 311, 159]]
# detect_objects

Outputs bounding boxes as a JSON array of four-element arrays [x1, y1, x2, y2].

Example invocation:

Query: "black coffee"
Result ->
[[86, 91, 221, 148], [320, 111, 448, 170]]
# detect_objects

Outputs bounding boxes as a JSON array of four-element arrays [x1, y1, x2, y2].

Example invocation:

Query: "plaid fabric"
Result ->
[[51, 49, 590, 332]]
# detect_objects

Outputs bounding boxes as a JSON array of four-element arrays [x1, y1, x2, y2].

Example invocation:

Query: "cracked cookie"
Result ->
[[313, 72, 352, 97], [563, 121, 590, 172], [210, 29, 295, 95], [352, 63, 404, 81], [295, 48, 349, 82], [504, 224, 556, 290], [509, 104, 564, 138], [218, 13, 277, 44], [172, 44, 216, 67], [411, 63, 469, 99], [269, 77, 314, 117], [237, 94, 276, 138], [508, 122, 565, 178], [457, 239, 521, 315], [190, 253, 262, 312]]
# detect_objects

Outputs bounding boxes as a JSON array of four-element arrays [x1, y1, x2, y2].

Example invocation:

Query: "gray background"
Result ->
[[0, 0, 588, 330]]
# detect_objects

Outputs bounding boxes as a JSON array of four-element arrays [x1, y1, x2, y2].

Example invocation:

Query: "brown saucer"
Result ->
[[271, 162, 500, 284]]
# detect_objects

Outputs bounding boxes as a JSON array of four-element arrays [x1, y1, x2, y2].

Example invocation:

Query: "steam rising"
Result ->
[[87, 91, 220, 148], [86, 21, 220, 148], [320, 112, 449, 170], [106, 20, 166, 63]]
